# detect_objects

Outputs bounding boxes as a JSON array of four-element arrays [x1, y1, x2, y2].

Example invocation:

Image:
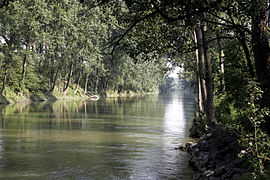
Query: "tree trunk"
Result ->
[[202, 23, 217, 129], [194, 29, 204, 118], [74, 70, 81, 95], [1, 69, 7, 95], [21, 44, 30, 90], [195, 23, 207, 113], [63, 62, 74, 95], [251, 1, 270, 108], [22, 49, 27, 84], [118, 85, 123, 94], [94, 76, 99, 93], [217, 32, 226, 92], [239, 32, 255, 79], [84, 73, 89, 95], [251, 0, 270, 133], [268, 0, 270, 28], [49, 67, 60, 93]]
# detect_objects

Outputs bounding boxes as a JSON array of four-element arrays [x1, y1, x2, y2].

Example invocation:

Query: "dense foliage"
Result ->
[[0, 0, 167, 100], [1, 0, 270, 178], [115, 0, 270, 177]]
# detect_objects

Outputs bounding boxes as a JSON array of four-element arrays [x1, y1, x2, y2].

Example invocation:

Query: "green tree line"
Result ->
[[0, 0, 167, 100]]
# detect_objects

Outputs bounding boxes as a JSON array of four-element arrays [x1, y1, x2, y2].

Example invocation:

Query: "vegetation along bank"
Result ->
[[1, 0, 270, 179]]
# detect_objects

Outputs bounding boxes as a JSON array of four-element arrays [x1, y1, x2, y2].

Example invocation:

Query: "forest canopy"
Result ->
[[0, 0, 169, 98]]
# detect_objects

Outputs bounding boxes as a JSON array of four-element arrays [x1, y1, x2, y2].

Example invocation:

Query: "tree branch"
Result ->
[[150, 0, 223, 23], [206, 11, 252, 35], [108, 11, 158, 55], [168, 35, 235, 55]]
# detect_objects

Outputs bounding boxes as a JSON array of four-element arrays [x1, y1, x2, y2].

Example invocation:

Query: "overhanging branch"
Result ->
[[108, 11, 158, 55], [150, 0, 223, 23]]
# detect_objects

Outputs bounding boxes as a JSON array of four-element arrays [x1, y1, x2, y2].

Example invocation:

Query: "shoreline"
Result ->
[[106, 91, 157, 98], [0, 89, 158, 105], [0, 88, 90, 105], [183, 126, 252, 180]]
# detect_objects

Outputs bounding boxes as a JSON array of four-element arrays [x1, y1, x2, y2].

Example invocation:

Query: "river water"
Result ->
[[0, 92, 195, 179]]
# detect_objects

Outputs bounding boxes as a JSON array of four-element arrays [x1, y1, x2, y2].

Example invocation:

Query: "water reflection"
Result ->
[[0, 92, 195, 179], [164, 93, 185, 136]]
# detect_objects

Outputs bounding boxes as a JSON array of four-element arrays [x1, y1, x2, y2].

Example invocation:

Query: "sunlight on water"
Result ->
[[164, 93, 185, 137], [0, 92, 195, 179]]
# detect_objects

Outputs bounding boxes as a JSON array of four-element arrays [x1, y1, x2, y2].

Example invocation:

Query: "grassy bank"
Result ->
[[0, 86, 158, 105], [0, 86, 90, 104]]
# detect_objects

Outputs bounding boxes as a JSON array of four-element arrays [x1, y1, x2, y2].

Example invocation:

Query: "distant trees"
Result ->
[[0, 0, 166, 98]]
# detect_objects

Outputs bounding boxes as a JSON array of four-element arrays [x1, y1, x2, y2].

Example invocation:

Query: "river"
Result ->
[[0, 92, 195, 179]]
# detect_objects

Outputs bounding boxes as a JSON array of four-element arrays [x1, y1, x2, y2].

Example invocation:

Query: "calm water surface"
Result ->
[[0, 92, 195, 179]]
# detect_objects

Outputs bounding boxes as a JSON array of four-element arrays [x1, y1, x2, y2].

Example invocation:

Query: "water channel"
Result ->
[[0, 92, 195, 179]]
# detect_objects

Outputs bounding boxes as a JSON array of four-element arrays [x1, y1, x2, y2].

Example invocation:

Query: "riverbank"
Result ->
[[0, 87, 158, 104], [184, 126, 253, 180], [104, 90, 157, 97], [0, 87, 90, 104]]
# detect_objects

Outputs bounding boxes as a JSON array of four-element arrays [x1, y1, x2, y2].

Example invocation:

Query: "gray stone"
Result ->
[[232, 173, 242, 180], [194, 148, 200, 155], [221, 174, 226, 180], [232, 158, 246, 166], [201, 167, 207, 172], [187, 125, 252, 180], [215, 165, 226, 176], [232, 168, 241, 173], [203, 154, 210, 164], [189, 158, 199, 171], [209, 177, 221, 180], [221, 171, 234, 180], [204, 133, 212, 140], [207, 162, 215, 169], [194, 173, 202, 180], [201, 140, 207, 145]]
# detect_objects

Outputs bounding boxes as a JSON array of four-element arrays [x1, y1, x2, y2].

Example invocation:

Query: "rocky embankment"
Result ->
[[184, 126, 253, 180]]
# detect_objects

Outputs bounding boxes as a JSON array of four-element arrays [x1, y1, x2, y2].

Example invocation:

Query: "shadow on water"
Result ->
[[0, 92, 196, 179]]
